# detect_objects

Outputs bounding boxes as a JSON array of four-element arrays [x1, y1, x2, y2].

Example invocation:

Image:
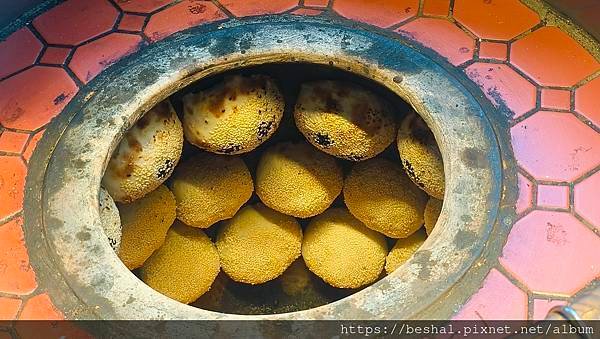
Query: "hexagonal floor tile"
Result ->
[[0, 157, 26, 221], [0, 131, 30, 154], [575, 76, 600, 129], [0, 217, 38, 295], [114, 0, 173, 13], [453, 269, 528, 320], [144, 0, 227, 42], [304, 0, 329, 7], [17, 294, 62, 320], [0, 67, 78, 131], [23, 130, 45, 164], [69, 33, 144, 84], [220, 0, 298, 17], [511, 111, 600, 182], [574, 170, 600, 231], [33, 0, 119, 46], [422, 0, 450, 17], [454, 0, 539, 40], [511, 27, 600, 87], [500, 210, 600, 295], [333, 0, 419, 28], [0, 28, 43, 79], [479, 41, 508, 61], [396, 17, 474, 66], [0, 297, 21, 320], [465, 63, 536, 119]]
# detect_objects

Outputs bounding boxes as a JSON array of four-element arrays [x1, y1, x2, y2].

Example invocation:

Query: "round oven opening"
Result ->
[[100, 62, 445, 315], [32, 18, 502, 321]]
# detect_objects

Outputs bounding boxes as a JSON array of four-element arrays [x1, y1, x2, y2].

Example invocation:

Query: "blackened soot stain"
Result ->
[[53, 93, 67, 105], [314, 132, 333, 148], [257, 120, 274, 140], [157, 159, 175, 180], [402, 159, 425, 188], [219, 143, 242, 154]]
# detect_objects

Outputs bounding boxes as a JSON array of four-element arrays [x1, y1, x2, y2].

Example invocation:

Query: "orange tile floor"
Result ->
[[0, 0, 599, 322]]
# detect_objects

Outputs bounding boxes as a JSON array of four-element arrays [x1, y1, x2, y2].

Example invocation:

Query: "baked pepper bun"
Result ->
[[280, 258, 312, 297], [424, 197, 443, 235], [169, 153, 253, 228], [117, 185, 176, 270], [139, 221, 220, 304], [216, 204, 302, 285], [99, 187, 121, 251], [343, 158, 427, 238], [294, 80, 396, 161], [302, 208, 387, 289], [256, 141, 343, 218], [103, 100, 183, 203], [385, 229, 427, 274], [182, 74, 284, 155], [397, 112, 445, 199]]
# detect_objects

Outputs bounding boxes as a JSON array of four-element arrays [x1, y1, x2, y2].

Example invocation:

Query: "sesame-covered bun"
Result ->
[[117, 185, 177, 269], [385, 230, 427, 274], [397, 113, 445, 199], [302, 208, 387, 289], [344, 158, 427, 238], [140, 221, 220, 304], [294, 80, 396, 161], [169, 153, 253, 228], [216, 204, 302, 285], [103, 100, 183, 203], [424, 197, 443, 235], [183, 74, 284, 155], [256, 141, 343, 218]]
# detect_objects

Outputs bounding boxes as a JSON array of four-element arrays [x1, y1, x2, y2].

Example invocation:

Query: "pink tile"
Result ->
[[479, 41, 508, 61], [536, 184, 569, 209], [453, 269, 528, 320], [118, 14, 146, 32], [422, 0, 450, 17], [511, 27, 600, 87], [465, 63, 536, 119], [291, 8, 323, 16], [33, 0, 119, 45], [0, 217, 38, 295], [454, 0, 539, 40], [69, 33, 144, 84], [18, 294, 63, 320], [144, 0, 227, 42], [0, 157, 27, 221], [22, 130, 45, 163], [516, 173, 533, 214], [304, 0, 329, 7], [39, 47, 71, 66], [115, 0, 174, 13], [574, 170, 600, 231], [511, 111, 600, 182], [0, 67, 78, 131], [0, 28, 43, 79], [333, 0, 418, 28], [220, 0, 298, 17], [500, 210, 600, 295], [541, 88, 571, 110], [532, 298, 567, 320], [0, 297, 22, 320], [575, 76, 600, 128], [396, 18, 474, 66], [0, 131, 30, 154]]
